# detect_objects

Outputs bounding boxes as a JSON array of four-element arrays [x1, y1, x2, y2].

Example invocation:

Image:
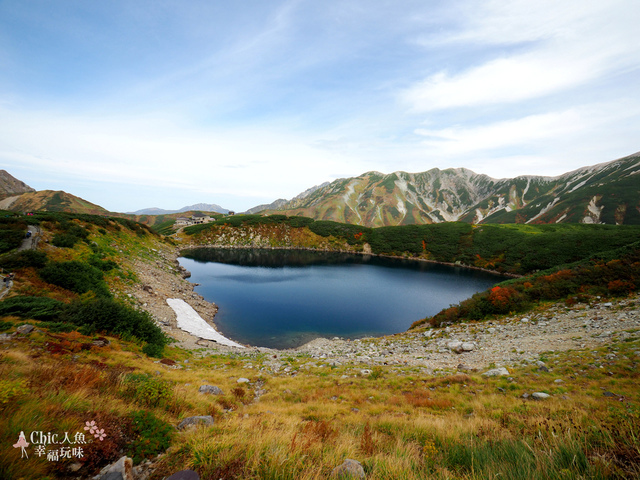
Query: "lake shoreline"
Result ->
[[178, 244, 521, 279], [125, 242, 515, 354]]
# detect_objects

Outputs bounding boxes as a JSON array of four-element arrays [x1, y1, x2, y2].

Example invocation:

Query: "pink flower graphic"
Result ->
[[84, 420, 98, 435], [94, 428, 106, 441]]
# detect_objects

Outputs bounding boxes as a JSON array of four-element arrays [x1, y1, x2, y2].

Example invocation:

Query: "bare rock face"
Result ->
[[0, 170, 36, 198]]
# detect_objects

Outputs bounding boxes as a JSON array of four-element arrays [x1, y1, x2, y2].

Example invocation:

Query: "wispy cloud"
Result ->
[[403, 0, 640, 111], [0, 0, 638, 211]]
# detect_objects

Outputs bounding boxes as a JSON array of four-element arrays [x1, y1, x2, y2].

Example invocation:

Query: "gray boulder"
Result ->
[[177, 416, 215, 431], [482, 367, 510, 377], [97, 456, 133, 480], [166, 470, 200, 480], [532, 392, 551, 400], [461, 342, 475, 352], [198, 385, 223, 395], [16, 324, 35, 335], [329, 459, 365, 479]]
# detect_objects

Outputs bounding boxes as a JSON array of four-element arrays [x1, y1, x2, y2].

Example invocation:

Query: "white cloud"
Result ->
[[404, 0, 640, 111], [0, 107, 357, 210], [403, 53, 595, 111], [414, 110, 586, 154], [412, 99, 640, 178]]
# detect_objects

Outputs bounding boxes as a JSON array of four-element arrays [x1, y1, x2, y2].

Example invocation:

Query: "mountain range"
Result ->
[[1, 151, 639, 225], [250, 152, 640, 226], [127, 203, 229, 215]]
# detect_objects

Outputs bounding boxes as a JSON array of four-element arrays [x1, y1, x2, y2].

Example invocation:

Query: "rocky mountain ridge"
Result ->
[[253, 152, 640, 226], [0, 170, 36, 199], [128, 203, 230, 215]]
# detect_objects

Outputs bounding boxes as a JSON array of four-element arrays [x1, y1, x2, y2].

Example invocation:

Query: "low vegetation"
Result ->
[[1, 210, 639, 478], [184, 214, 640, 275], [0, 211, 169, 356], [0, 324, 638, 479], [413, 241, 640, 329]]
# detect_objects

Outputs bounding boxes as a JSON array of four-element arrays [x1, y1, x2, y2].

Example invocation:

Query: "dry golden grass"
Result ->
[[0, 322, 639, 479]]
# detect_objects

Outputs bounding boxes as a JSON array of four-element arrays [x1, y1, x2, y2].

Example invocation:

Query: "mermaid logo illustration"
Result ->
[[13, 431, 29, 458]]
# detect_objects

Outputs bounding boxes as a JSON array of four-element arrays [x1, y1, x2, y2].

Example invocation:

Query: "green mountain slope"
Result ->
[[257, 152, 640, 226]]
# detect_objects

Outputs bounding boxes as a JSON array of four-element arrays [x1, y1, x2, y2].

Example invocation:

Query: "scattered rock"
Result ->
[[456, 364, 475, 372], [237, 377, 250, 384], [177, 416, 215, 431], [602, 391, 617, 397], [461, 342, 475, 352], [166, 470, 200, 480], [199, 385, 223, 395], [92, 337, 111, 347], [329, 458, 366, 479], [482, 367, 510, 377], [532, 392, 551, 400], [96, 456, 133, 480], [15, 324, 35, 335], [447, 341, 463, 353]]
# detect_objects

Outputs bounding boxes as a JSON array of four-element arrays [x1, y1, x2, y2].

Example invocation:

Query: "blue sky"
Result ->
[[1, 0, 639, 213]]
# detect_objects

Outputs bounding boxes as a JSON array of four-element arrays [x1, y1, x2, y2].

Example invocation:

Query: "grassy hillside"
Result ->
[[1, 303, 639, 479], [183, 214, 640, 276], [1, 212, 639, 478]]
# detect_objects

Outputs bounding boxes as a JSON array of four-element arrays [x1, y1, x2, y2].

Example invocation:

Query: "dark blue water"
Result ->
[[179, 248, 503, 349]]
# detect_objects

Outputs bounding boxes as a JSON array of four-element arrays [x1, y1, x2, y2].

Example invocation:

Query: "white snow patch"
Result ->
[[521, 178, 531, 204], [396, 195, 407, 217], [583, 195, 604, 224], [166, 298, 245, 348], [526, 197, 560, 224], [567, 179, 588, 193]]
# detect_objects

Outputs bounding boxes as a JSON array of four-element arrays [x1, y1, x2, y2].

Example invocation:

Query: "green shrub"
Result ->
[[127, 410, 174, 464], [88, 255, 119, 272], [142, 342, 164, 358], [51, 233, 79, 248], [42, 322, 77, 333], [0, 296, 64, 321], [122, 374, 173, 408], [14, 250, 48, 269], [39, 260, 111, 297], [61, 298, 168, 348], [0, 226, 25, 254]]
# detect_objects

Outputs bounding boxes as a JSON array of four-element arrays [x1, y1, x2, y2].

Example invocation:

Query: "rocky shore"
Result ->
[[123, 244, 640, 373]]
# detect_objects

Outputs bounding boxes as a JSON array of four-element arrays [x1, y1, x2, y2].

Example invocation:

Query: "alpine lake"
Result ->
[[179, 248, 505, 349]]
